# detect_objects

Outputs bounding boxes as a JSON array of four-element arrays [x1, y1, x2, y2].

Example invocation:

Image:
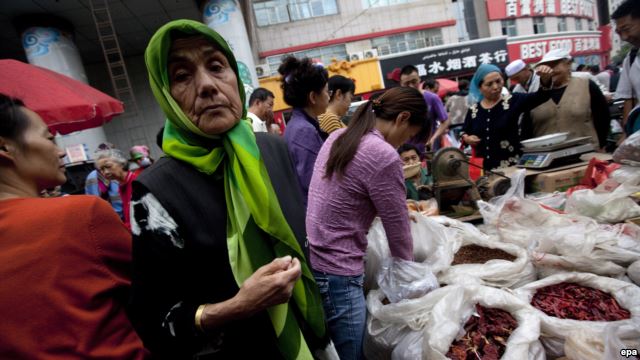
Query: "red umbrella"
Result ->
[[436, 78, 459, 99], [0, 59, 124, 135]]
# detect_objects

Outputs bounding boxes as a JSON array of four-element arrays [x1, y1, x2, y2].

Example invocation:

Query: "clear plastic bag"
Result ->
[[365, 215, 458, 292], [514, 272, 640, 358], [565, 181, 640, 223], [613, 130, 640, 164], [377, 257, 439, 304], [610, 165, 640, 186], [564, 321, 640, 360]]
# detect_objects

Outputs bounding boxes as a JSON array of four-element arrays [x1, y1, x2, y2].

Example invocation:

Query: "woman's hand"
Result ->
[[200, 256, 301, 330], [462, 134, 481, 146], [535, 64, 554, 88]]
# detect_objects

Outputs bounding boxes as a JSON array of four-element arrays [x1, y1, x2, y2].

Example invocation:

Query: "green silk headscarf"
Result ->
[[145, 20, 325, 359]]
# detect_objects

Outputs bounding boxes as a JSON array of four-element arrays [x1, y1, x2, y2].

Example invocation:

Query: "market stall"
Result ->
[[366, 132, 640, 359]]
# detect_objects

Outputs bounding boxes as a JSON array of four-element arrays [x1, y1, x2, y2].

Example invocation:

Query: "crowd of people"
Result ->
[[0, 0, 638, 359]]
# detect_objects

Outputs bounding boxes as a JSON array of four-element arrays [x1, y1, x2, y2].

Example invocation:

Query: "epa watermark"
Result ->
[[621, 349, 638, 358]]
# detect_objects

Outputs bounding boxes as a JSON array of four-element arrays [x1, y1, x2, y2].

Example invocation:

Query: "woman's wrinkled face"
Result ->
[[385, 112, 422, 149], [168, 36, 243, 135], [96, 157, 127, 182], [480, 72, 504, 101], [12, 108, 67, 191]]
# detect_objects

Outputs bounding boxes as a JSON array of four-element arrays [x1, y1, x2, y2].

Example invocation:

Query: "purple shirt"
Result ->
[[408, 90, 448, 154], [306, 128, 413, 276], [284, 109, 324, 207]]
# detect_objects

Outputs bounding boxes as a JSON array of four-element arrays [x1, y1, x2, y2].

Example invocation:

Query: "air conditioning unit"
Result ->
[[363, 48, 378, 59], [348, 52, 364, 61], [255, 64, 271, 78]]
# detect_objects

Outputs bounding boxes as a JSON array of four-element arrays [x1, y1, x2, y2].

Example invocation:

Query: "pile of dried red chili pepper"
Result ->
[[446, 304, 517, 360], [531, 282, 630, 321]]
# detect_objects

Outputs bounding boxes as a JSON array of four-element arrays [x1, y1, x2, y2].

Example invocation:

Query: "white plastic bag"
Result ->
[[377, 257, 439, 303], [565, 181, 640, 223], [514, 272, 640, 358], [365, 215, 458, 292], [481, 180, 640, 276], [611, 165, 640, 186], [435, 217, 536, 288], [477, 169, 527, 227], [364, 286, 458, 360], [628, 260, 640, 286], [422, 285, 545, 360], [563, 321, 640, 360]]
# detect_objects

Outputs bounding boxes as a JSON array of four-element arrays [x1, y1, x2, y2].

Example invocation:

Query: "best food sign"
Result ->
[[487, 0, 596, 20], [508, 35, 602, 62]]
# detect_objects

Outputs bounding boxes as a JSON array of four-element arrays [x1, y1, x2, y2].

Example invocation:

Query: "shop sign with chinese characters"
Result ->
[[508, 35, 601, 61], [379, 37, 509, 87], [487, 0, 595, 20]]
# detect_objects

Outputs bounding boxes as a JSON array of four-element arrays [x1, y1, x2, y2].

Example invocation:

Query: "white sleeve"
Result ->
[[616, 56, 634, 100]]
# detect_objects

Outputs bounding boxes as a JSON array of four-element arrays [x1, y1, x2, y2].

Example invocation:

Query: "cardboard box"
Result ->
[[529, 165, 588, 193]]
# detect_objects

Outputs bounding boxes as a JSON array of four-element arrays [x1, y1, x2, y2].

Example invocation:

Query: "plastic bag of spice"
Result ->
[[433, 217, 536, 288], [421, 284, 545, 360], [363, 286, 459, 360], [365, 215, 458, 292], [565, 179, 640, 223], [514, 272, 640, 358]]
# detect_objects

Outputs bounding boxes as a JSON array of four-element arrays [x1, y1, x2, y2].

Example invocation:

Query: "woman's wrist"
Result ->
[[197, 297, 247, 332]]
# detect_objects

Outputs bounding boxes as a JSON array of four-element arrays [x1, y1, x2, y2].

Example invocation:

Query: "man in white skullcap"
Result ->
[[506, 59, 540, 94]]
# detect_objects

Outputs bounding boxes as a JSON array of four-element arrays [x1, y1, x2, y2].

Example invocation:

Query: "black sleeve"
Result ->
[[461, 107, 473, 138], [520, 111, 533, 141], [588, 79, 611, 148], [128, 183, 211, 359], [518, 88, 552, 113]]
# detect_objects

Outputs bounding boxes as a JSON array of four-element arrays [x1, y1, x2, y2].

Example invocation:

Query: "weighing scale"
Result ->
[[517, 137, 595, 169]]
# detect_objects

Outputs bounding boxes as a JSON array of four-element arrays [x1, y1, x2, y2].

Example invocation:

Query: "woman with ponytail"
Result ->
[[306, 86, 430, 359]]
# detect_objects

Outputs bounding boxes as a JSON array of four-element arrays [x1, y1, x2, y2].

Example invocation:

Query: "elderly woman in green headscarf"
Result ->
[[129, 20, 328, 359]]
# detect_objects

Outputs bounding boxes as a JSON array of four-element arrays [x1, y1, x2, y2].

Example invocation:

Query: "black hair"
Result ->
[[328, 75, 355, 102], [458, 79, 470, 92], [576, 64, 587, 71], [397, 143, 420, 156], [278, 56, 328, 108], [324, 86, 429, 179], [424, 77, 438, 90], [589, 65, 600, 74], [612, 0, 640, 20], [248, 87, 275, 106], [400, 65, 419, 76], [0, 93, 30, 143]]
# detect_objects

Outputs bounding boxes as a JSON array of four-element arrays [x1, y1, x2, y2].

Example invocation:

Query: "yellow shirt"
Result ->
[[318, 111, 346, 134]]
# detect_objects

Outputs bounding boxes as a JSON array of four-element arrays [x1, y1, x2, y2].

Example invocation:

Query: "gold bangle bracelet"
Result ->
[[195, 304, 208, 332]]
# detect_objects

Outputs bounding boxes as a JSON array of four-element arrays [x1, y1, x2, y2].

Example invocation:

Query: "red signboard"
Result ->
[[487, 0, 595, 20], [507, 34, 603, 62]]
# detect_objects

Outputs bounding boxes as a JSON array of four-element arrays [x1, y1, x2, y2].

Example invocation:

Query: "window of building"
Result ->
[[588, 20, 596, 31], [265, 44, 348, 75], [557, 17, 567, 32], [362, 0, 418, 8], [501, 19, 517, 36], [370, 28, 443, 56], [253, 0, 338, 27], [533, 17, 546, 34], [575, 18, 583, 31]]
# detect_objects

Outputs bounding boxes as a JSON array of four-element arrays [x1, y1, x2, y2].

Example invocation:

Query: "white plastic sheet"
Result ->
[[377, 257, 439, 303], [565, 181, 640, 223], [514, 272, 640, 358]]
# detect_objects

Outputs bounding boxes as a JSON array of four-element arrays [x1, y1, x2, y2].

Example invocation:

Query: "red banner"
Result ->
[[507, 34, 603, 62], [487, 0, 596, 20]]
